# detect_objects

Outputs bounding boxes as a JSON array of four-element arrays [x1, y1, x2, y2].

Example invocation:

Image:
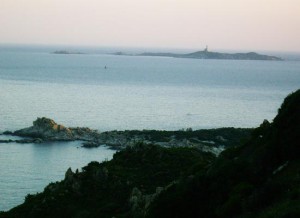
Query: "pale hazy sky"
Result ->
[[0, 0, 299, 51]]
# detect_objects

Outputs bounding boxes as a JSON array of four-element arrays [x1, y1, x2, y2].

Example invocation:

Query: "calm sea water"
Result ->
[[0, 45, 299, 211], [0, 135, 115, 211], [1, 46, 299, 131]]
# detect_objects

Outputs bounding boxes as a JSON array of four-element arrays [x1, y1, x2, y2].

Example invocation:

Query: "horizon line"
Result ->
[[0, 42, 299, 54]]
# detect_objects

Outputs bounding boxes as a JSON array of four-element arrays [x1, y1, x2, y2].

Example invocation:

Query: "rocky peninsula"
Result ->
[[1, 117, 252, 155]]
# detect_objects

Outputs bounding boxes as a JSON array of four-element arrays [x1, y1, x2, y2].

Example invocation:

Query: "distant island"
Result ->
[[52, 50, 85, 55], [113, 47, 283, 61]]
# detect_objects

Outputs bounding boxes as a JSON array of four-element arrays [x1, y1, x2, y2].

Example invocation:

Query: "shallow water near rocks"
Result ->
[[0, 138, 115, 211]]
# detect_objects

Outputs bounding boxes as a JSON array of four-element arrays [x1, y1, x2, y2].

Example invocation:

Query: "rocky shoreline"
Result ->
[[1, 117, 253, 156]]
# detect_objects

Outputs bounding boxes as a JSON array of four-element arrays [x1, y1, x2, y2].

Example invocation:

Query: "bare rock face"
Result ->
[[14, 117, 100, 141], [14, 117, 74, 140], [70, 127, 100, 141], [129, 186, 164, 217], [14, 117, 73, 140]]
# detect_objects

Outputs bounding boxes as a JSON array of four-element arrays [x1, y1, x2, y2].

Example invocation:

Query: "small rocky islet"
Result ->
[[52, 50, 85, 55]]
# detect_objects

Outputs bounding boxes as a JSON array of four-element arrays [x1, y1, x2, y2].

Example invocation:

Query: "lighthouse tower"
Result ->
[[204, 45, 208, 52]]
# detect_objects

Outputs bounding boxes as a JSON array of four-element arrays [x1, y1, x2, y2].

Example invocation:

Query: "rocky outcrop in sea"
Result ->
[[13, 117, 99, 141]]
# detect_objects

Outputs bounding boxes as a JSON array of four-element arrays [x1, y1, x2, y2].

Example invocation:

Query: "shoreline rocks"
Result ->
[[0, 138, 43, 144], [4, 117, 252, 155], [81, 141, 101, 148]]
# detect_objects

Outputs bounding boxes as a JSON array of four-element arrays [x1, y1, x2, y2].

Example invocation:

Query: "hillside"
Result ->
[[147, 90, 300, 218], [0, 145, 215, 218]]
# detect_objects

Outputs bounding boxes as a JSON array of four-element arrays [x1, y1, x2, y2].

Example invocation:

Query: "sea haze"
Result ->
[[0, 46, 299, 131]]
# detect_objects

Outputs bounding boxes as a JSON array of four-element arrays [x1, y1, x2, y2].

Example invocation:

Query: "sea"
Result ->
[[0, 44, 299, 211]]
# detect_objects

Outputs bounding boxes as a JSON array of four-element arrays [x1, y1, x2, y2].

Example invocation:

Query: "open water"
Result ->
[[0, 45, 299, 211]]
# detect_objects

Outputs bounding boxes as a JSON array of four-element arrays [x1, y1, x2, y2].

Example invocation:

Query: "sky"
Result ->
[[0, 0, 299, 52]]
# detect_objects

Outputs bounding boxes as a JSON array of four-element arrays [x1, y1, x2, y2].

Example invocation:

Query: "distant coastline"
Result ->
[[112, 48, 283, 61]]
